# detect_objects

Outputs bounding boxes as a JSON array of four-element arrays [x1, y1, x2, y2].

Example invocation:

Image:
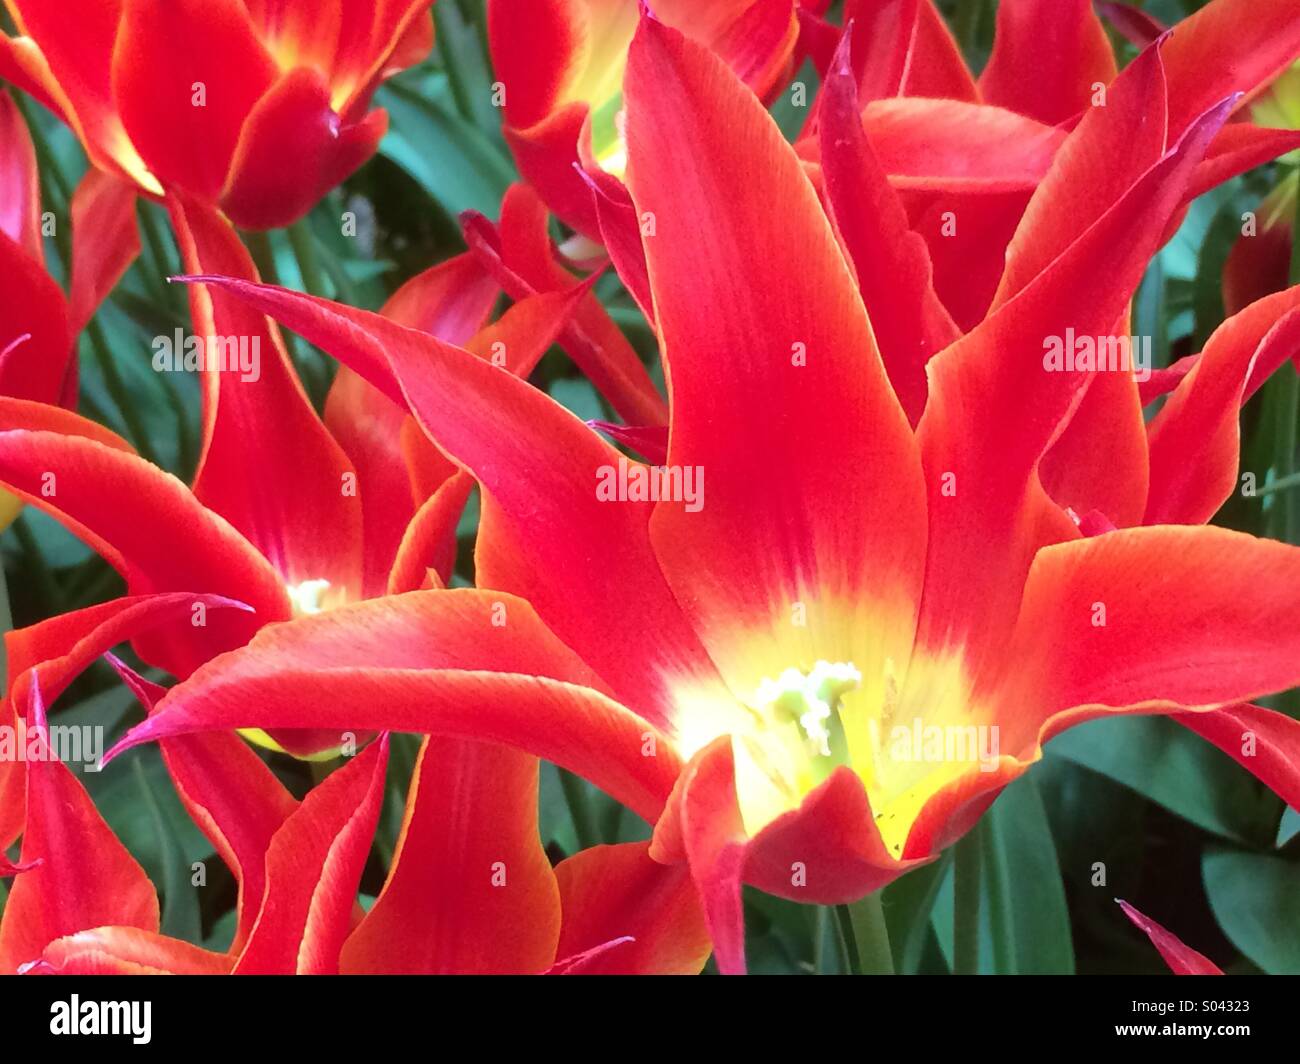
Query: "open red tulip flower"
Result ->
[[0, 90, 138, 528], [0, 0, 435, 229], [0, 191, 591, 770], [0, 663, 710, 975], [103, 17, 1300, 975], [489, 0, 807, 238]]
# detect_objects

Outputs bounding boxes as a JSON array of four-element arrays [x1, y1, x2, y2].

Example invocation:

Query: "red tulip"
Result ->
[[489, 0, 802, 237], [0, 0, 435, 228], [0, 194, 584, 759], [106, 17, 1300, 974]]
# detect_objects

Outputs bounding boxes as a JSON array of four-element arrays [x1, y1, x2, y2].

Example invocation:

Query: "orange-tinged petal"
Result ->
[[109, 591, 684, 824], [1147, 291, 1300, 524], [108, 660, 301, 954], [341, 737, 561, 974], [381, 252, 499, 341], [979, 0, 1117, 125], [67, 169, 139, 336], [1162, 0, 1300, 137], [553, 841, 711, 975], [112, 0, 277, 201], [916, 97, 1229, 686], [0, 398, 287, 677], [463, 183, 667, 426], [624, 14, 927, 692], [233, 736, 388, 975], [1173, 703, 1300, 813], [0, 90, 41, 258], [818, 42, 958, 425], [220, 68, 387, 230], [0, 680, 158, 974], [0, 236, 71, 405], [170, 197, 363, 601], [1001, 527, 1300, 753], [32, 927, 232, 975], [7, 0, 157, 190], [386, 471, 472, 593], [1118, 901, 1224, 975]]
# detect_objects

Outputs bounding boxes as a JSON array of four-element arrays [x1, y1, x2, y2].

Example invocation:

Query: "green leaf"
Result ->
[[882, 853, 951, 973], [1203, 849, 1300, 974], [1278, 806, 1300, 848], [931, 775, 1074, 973], [377, 77, 516, 220], [769, 59, 819, 143], [978, 775, 1075, 973], [133, 759, 202, 943], [1045, 715, 1276, 845]]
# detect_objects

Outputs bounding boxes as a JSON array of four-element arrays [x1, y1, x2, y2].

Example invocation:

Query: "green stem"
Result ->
[[558, 769, 598, 851], [1260, 469, 1300, 496], [287, 218, 327, 296], [953, 830, 981, 974], [837, 893, 894, 975]]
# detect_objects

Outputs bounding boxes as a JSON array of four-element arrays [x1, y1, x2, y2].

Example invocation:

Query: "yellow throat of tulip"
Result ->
[[681, 641, 998, 858]]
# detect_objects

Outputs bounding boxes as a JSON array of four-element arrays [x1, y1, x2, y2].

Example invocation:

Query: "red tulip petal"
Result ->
[[32, 927, 232, 975], [323, 368, 419, 598], [706, 0, 799, 99], [67, 169, 139, 336], [1162, 0, 1300, 138], [624, 14, 927, 687], [1118, 900, 1224, 975], [1038, 367, 1149, 528], [32, 926, 231, 972], [463, 183, 667, 426], [0, 236, 72, 405], [1173, 703, 1300, 813], [1223, 186, 1294, 317], [6, 0, 157, 189], [233, 736, 388, 974], [1002, 527, 1300, 752], [588, 420, 668, 465], [169, 197, 364, 600], [0, 679, 158, 974], [464, 285, 585, 378], [386, 471, 473, 593], [113, 0, 277, 201], [108, 658, 300, 954], [552, 840, 711, 975], [1147, 291, 1300, 524], [1189, 125, 1300, 203], [818, 40, 959, 425], [1098, 2, 1166, 48], [979, 0, 1117, 125], [221, 68, 387, 230], [861, 98, 1066, 193], [916, 98, 1229, 686], [5, 593, 251, 722], [109, 590, 683, 823], [0, 91, 41, 258], [0, 398, 286, 676], [381, 252, 499, 342], [670, 738, 750, 975], [898, 0, 978, 100], [341, 737, 561, 974]]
